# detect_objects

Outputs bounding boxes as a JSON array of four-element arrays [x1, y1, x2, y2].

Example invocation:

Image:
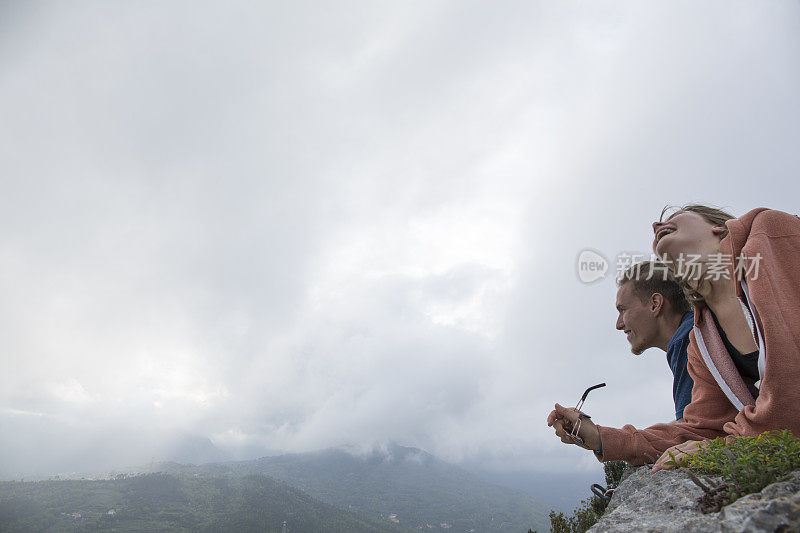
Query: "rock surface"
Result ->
[[589, 467, 800, 532]]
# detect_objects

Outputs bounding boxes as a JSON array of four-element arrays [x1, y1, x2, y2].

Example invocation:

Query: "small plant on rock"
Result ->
[[670, 430, 800, 513]]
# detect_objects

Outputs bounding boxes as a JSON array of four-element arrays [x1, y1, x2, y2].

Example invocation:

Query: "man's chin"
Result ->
[[631, 346, 645, 356]]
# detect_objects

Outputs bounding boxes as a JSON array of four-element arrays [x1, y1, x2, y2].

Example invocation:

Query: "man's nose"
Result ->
[[616, 315, 625, 330]]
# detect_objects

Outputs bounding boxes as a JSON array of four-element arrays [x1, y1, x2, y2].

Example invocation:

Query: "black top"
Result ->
[[710, 310, 760, 398]]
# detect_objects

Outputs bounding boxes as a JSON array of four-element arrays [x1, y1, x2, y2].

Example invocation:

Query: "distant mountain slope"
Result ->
[[0, 472, 411, 532], [149, 444, 551, 532]]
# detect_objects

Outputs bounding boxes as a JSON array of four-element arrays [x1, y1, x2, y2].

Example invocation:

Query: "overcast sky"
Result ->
[[1, 1, 799, 481]]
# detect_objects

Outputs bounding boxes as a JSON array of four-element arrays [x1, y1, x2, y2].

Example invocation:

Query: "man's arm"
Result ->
[[595, 335, 736, 465]]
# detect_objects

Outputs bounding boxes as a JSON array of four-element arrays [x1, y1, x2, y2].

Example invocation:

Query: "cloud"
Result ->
[[1, 1, 799, 479]]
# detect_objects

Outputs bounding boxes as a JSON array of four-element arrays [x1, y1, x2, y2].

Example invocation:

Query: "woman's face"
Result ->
[[652, 210, 725, 264]]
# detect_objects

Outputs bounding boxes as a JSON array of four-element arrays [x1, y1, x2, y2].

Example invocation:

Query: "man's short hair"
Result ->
[[617, 261, 691, 316]]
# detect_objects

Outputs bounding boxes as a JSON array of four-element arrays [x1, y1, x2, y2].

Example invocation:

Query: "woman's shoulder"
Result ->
[[746, 208, 800, 236]]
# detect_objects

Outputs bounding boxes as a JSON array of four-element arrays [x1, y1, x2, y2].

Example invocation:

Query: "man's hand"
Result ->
[[651, 439, 705, 472], [546, 403, 602, 452]]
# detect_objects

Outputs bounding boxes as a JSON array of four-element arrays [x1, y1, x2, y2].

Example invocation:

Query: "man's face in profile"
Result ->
[[615, 282, 658, 355]]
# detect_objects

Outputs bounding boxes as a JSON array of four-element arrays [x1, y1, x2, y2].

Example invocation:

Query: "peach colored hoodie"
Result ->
[[597, 208, 800, 465]]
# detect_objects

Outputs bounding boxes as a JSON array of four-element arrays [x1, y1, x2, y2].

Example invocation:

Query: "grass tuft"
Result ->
[[673, 430, 800, 513]]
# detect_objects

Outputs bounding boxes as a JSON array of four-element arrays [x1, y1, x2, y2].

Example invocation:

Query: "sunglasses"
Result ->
[[565, 382, 606, 447]]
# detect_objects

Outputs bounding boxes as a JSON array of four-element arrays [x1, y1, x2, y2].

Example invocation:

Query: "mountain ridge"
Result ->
[[121, 443, 552, 532]]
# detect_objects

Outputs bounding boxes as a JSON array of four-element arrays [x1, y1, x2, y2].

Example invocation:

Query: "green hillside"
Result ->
[[0, 472, 411, 532], [139, 444, 552, 532], [253, 445, 552, 532]]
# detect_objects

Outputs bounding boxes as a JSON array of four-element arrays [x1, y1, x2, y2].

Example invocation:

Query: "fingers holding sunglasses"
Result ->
[[547, 404, 601, 451], [553, 421, 584, 447], [547, 404, 577, 434], [554, 421, 591, 448], [551, 403, 581, 424], [546, 404, 567, 426], [547, 404, 578, 435], [551, 418, 568, 440], [549, 415, 577, 443]]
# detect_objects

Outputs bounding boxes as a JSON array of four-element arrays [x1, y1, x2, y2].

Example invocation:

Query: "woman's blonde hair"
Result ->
[[659, 204, 735, 306]]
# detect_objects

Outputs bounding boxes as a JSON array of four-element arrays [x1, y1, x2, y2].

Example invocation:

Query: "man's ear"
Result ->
[[711, 225, 727, 237], [650, 293, 665, 315]]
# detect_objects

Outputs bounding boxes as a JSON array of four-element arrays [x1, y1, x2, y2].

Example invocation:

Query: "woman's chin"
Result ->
[[654, 242, 671, 263], [655, 238, 685, 265]]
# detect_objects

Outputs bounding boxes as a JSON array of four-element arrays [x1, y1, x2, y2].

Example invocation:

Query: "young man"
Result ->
[[615, 261, 694, 420]]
